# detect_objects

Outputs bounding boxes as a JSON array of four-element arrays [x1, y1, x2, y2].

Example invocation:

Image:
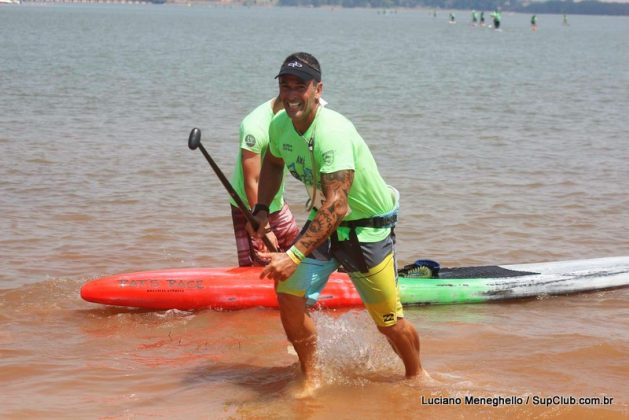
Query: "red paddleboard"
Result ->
[[80, 267, 362, 310]]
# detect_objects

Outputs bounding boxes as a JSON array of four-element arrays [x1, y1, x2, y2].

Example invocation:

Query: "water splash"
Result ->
[[312, 309, 403, 385]]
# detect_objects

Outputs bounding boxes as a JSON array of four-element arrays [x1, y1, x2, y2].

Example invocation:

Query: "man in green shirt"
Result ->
[[229, 98, 299, 266], [251, 52, 425, 394], [491, 9, 502, 29]]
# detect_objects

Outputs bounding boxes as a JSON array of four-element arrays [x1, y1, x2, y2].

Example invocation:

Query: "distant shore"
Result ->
[[13, 0, 165, 3], [9, 0, 629, 16]]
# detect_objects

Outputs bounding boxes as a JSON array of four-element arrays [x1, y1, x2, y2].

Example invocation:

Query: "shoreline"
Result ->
[[9, 2, 629, 17]]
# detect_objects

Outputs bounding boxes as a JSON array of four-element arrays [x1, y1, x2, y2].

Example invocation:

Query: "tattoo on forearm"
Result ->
[[297, 170, 354, 255], [310, 219, 322, 233]]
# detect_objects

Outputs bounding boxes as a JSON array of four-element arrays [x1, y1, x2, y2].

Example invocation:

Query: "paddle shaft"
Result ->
[[195, 142, 278, 252]]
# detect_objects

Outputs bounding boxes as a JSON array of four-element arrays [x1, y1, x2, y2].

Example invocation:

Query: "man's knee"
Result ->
[[277, 293, 310, 338], [376, 317, 407, 337], [277, 292, 307, 310]]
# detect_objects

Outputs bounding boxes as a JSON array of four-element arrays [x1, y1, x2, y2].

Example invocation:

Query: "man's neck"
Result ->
[[292, 104, 319, 135]]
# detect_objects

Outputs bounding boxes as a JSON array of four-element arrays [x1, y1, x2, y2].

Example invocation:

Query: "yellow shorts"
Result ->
[[347, 252, 404, 327]]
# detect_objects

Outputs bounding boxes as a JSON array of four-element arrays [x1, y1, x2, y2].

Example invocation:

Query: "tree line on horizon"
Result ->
[[276, 0, 629, 16]]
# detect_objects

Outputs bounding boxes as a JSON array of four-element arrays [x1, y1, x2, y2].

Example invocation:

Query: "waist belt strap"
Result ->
[[339, 214, 397, 229]]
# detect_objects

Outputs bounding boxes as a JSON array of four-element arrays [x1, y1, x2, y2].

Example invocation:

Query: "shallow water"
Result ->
[[1, 5, 628, 418]]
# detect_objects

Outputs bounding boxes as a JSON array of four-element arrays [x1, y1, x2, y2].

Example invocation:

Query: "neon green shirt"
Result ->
[[230, 99, 285, 213], [269, 107, 396, 242]]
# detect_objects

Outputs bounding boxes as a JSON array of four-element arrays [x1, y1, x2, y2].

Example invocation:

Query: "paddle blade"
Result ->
[[188, 128, 202, 150]]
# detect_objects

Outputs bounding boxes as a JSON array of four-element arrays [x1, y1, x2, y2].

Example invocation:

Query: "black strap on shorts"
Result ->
[[338, 213, 397, 229], [332, 214, 397, 273]]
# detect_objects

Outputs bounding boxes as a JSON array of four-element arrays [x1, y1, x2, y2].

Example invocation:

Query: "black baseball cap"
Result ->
[[275, 59, 321, 82]]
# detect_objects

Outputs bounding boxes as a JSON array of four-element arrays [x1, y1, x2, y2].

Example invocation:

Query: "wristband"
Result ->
[[289, 245, 306, 261], [286, 249, 302, 265], [252, 203, 270, 216]]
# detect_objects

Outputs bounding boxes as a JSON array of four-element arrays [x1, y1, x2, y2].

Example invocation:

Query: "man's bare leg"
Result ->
[[278, 293, 320, 394], [378, 318, 424, 378]]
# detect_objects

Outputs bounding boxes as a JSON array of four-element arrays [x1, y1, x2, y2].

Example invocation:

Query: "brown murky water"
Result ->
[[1, 6, 628, 419]]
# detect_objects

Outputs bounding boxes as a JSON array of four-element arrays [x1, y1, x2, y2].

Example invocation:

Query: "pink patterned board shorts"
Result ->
[[230, 204, 300, 267]]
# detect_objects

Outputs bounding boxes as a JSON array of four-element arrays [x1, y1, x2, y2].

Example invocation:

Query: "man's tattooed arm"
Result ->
[[294, 170, 354, 256]]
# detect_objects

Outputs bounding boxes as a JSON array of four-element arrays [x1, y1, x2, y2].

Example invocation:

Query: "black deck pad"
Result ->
[[437, 265, 539, 279]]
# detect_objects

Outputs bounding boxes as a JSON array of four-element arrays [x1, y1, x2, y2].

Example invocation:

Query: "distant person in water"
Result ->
[[563, 14, 569, 26], [449, 13, 456, 24], [480, 11, 485, 26], [472, 10, 479, 25], [491, 9, 501, 29], [531, 15, 537, 31]]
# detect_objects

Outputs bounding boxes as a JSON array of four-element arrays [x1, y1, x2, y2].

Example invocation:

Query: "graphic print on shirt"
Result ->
[[286, 155, 315, 188]]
